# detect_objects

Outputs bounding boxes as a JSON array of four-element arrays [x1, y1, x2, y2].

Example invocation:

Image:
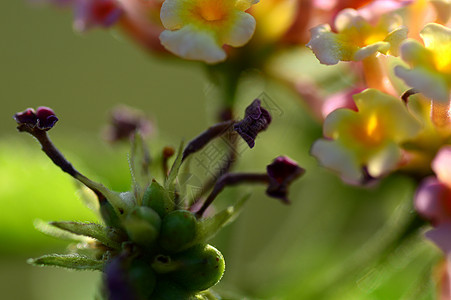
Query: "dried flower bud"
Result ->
[[234, 99, 272, 148], [36, 106, 59, 130], [14, 106, 58, 131], [266, 156, 304, 204], [13, 108, 37, 126], [105, 106, 153, 143]]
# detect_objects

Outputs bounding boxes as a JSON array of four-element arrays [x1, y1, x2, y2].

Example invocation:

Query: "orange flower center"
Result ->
[[198, 2, 226, 21]]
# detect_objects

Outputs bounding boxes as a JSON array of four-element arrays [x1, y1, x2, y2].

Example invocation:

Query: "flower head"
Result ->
[[311, 89, 422, 183], [159, 0, 258, 63], [307, 8, 408, 65], [395, 23, 451, 102]]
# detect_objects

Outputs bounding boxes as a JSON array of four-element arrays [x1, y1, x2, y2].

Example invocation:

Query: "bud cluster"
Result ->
[[15, 101, 303, 300]]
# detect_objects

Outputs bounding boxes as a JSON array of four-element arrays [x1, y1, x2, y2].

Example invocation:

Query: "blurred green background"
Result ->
[[0, 1, 442, 299]]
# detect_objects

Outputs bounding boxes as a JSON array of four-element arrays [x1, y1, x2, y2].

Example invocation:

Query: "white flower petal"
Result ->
[[307, 24, 344, 65], [311, 139, 363, 184], [394, 65, 449, 102], [354, 42, 389, 61], [367, 142, 401, 178], [160, 0, 187, 30], [159, 26, 226, 64], [223, 12, 256, 47]]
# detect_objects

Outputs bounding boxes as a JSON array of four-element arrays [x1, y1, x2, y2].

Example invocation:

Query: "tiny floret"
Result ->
[[395, 23, 451, 102], [159, 0, 259, 63], [307, 9, 407, 65], [311, 89, 422, 184]]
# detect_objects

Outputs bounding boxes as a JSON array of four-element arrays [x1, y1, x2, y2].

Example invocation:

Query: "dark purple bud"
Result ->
[[13, 108, 37, 126], [104, 255, 137, 300], [36, 106, 59, 130], [14, 106, 58, 131], [266, 156, 304, 204], [234, 99, 272, 148]]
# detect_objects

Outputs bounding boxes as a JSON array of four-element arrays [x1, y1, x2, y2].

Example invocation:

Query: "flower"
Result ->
[[159, 0, 259, 63], [395, 23, 451, 102], [266, 156, 305, 204], [307, 8, 408, 65], [311, 88, 422, 183], [234, 99, 272, 148]]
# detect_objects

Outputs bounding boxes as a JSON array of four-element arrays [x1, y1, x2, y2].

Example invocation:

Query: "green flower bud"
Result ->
[[151, 279, 197, 300], [123, 207, 161, 247], [142, 180, 174, 218], [129, 259, 157, 299], [171, 244, 225, 292], [159, 210, 197, 253]]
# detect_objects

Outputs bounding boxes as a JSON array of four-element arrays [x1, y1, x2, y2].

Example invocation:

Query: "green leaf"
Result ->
[[165, 141, 185, 195], [196, 194, 249, 242], [50, 221, 121, 249], [130, 132, 152, 204], [180, 194, 250, 252], [34, 219, 85, 242], [28, 254, 104, 271]]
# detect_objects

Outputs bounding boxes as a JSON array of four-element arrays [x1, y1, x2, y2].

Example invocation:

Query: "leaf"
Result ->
[[34, 219, 85, 242], [129, 132, 151, 204], [165, 141, 185, 195], [196, 194, 250, 242], [50, 221, 121, 249], [28, 254, 104, 271]]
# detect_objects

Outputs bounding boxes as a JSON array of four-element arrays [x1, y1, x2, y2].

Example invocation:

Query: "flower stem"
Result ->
[[195, 173, 269, 217]]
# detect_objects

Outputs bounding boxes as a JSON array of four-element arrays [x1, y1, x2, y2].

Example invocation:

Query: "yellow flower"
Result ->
[[311, 89, 422, 183], [159, 0, 258, 63], [307, 8, 408, 65], [395, 23, 451, 102]]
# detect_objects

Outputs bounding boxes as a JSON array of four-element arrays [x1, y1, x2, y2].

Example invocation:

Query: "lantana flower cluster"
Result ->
[[305, 1, 451, 297], [21, 0, 451, 299]]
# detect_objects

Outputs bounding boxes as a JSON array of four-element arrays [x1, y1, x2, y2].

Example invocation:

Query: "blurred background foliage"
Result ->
[[0, 1, 442, 299]]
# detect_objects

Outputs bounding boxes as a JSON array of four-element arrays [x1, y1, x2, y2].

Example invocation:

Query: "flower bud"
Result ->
[[14, 106, 58, 131], [123, 206, 161, 247], [234, 99, 272, 148], [142, 180, 174, 218], [159, 210, 197, 253], [266, 156, 304, 204], [170, 244, 225, 292]]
